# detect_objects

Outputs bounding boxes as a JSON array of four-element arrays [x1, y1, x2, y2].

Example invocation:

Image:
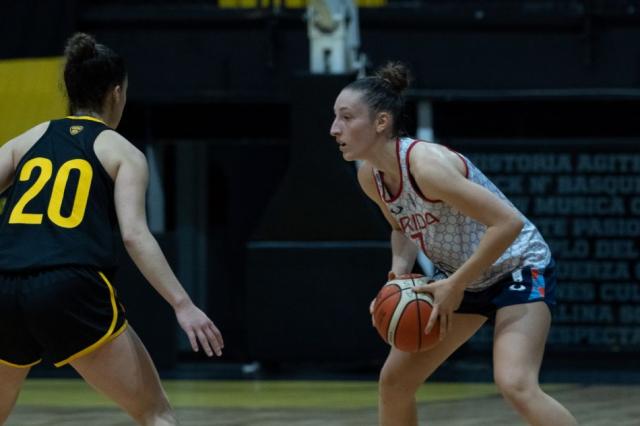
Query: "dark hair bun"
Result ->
[[64, 32, 97, 64], [375, 61, 411, 94]]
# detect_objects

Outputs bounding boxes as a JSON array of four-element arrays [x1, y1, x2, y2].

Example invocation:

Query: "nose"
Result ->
[[330, 118, 340, 136]]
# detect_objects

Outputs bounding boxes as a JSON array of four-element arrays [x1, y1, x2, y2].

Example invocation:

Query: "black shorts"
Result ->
[[455, 259, 557, 319], [0, 266, 127, 368]]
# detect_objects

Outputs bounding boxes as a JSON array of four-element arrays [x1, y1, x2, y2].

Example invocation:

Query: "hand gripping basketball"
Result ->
[[372, 273, 440, 352]]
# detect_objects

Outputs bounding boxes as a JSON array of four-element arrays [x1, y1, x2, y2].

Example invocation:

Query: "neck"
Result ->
[[72, 109, 111, 126], [73, 109, 102, 118], [365, 135, 400, 176]]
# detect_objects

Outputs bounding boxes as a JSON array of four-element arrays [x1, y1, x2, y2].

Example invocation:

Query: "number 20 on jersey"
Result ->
[[8, 157, 93, 229]]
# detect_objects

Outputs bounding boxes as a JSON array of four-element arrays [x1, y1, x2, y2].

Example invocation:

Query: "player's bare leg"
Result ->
[[378, 313, 486, 426], [70, 327, 176, 426], [0, 364, 30, 424], [493, 302, 577, 425]]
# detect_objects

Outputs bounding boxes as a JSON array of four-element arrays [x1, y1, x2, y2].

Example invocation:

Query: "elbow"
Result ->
[[121, 227, 149, 249], [509, 215, 525, 237]]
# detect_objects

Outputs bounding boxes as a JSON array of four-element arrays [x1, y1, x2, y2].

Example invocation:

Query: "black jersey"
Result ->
[[0, 117, 119, 273]]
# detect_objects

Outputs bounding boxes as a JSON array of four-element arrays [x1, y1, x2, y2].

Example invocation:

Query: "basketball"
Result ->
[[373, 273, 440, 352]]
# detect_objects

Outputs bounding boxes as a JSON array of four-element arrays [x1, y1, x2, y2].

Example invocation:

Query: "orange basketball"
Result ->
[[373, 274, 440, 352]]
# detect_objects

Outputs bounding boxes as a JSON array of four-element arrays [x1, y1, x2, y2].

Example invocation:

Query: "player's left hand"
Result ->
[[175, 301, 224, 357], [412, 278, 464, 341], [370, 271, 400, 327]]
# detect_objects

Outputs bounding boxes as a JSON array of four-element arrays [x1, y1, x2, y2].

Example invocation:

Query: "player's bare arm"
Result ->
[[0, 140, 15, 193], [409, 144, 523, 336], [356, 161, 401, 231], [358, 161, 419, 323], [357, 161, 418, 273], [410, 144, 524, 288], [94, 130, 224, 357], [0, 123, 49, 193]]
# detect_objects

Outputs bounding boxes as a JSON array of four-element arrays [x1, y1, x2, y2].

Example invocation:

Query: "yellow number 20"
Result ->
[[9, 157, 93, 229]]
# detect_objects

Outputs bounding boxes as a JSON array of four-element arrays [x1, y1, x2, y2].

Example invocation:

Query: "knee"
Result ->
[[378, 365, 423, 401], [494, 370, 538, 406]]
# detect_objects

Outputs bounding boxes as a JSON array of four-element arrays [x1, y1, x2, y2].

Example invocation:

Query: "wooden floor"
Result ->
[[6, 379, 640, 425]]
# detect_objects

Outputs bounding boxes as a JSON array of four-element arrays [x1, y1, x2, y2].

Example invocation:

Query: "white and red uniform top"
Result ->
[[373, 137, 551, 291]]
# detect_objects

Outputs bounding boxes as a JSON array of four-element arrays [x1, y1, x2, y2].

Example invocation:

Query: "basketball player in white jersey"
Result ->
[[330, 62, 577, 426]]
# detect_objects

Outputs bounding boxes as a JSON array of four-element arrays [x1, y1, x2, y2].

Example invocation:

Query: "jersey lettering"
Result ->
[[399, 212, 440, 233], [9, 157, 93, 228]]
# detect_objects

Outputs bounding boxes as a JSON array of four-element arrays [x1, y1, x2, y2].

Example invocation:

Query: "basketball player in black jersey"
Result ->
[[0, 33, 223, 426]]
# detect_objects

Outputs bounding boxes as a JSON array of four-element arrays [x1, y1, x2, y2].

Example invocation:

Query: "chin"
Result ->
[[342, 154, 355, 162], [341, 151, 360, 162]]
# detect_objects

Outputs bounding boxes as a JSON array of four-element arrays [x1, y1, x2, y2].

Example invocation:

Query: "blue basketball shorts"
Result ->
[[454, 258, 557, 319]]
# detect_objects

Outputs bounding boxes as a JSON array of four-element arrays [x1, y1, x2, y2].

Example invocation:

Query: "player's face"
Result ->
[[330, 89, 377, 161]]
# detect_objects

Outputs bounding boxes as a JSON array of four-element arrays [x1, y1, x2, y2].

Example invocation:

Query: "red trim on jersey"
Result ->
[[377, 137, 404, 203], [372, 168, 386, 202], [406, 140, 443, 203], [445, 146, 470, 178]]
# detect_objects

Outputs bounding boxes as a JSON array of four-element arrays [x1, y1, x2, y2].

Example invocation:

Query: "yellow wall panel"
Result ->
[[0, 57, 67, 146]]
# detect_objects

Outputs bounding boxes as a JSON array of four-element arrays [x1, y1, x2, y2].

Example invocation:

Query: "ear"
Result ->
[[375, 112, 391, 134], [112, 84, 123, 103]]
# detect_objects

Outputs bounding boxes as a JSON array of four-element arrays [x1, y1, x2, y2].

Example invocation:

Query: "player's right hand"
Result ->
[[369, 297, 376, 326]]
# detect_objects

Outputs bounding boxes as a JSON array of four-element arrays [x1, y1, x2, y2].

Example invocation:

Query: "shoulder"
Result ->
[[9, 121, 50, 147], [21, 121, 50, 141], [408, 142, 464, 180], [408, 142, 451, 175], [95, 130, 145, 160], [95, 129, 133, 147], [3, 121, 51, 160], [94, 130, 147, 179], [408, 142, 470, 200]]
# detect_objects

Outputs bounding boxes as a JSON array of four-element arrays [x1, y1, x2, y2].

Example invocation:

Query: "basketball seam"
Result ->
[[386, 285, 435, 352], [374, 285, 402, 342], [374, 280, 430, 314], [375, 277, 432, 351], [392, 297, 418, 351], [372, 284, 402, 316], [412, 276, 423, 351]]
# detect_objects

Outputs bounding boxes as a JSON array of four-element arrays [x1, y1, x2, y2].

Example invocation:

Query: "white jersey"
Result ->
[[373, 137, 551, 290]]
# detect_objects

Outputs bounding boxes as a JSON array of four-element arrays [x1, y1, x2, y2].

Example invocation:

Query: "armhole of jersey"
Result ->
[[376, 137, 404, 203], [406, 140, 443, 203], [388, 137, 404, 202], [12, 121, 54, 172], [371, 168, 386, 203], [91, 129, 118, 189], [445, 146, 470, 179]]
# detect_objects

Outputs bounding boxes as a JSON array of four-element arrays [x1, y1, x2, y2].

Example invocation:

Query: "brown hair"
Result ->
[[63, 33, 126, 114], [344, 61, 412, 137]]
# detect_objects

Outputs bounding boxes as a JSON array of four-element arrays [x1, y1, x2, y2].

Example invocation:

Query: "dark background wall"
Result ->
[[4, 0, 640, 377]]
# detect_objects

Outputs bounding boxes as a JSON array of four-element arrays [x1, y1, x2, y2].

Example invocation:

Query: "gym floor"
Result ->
[[7, 379, 640, 425]]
